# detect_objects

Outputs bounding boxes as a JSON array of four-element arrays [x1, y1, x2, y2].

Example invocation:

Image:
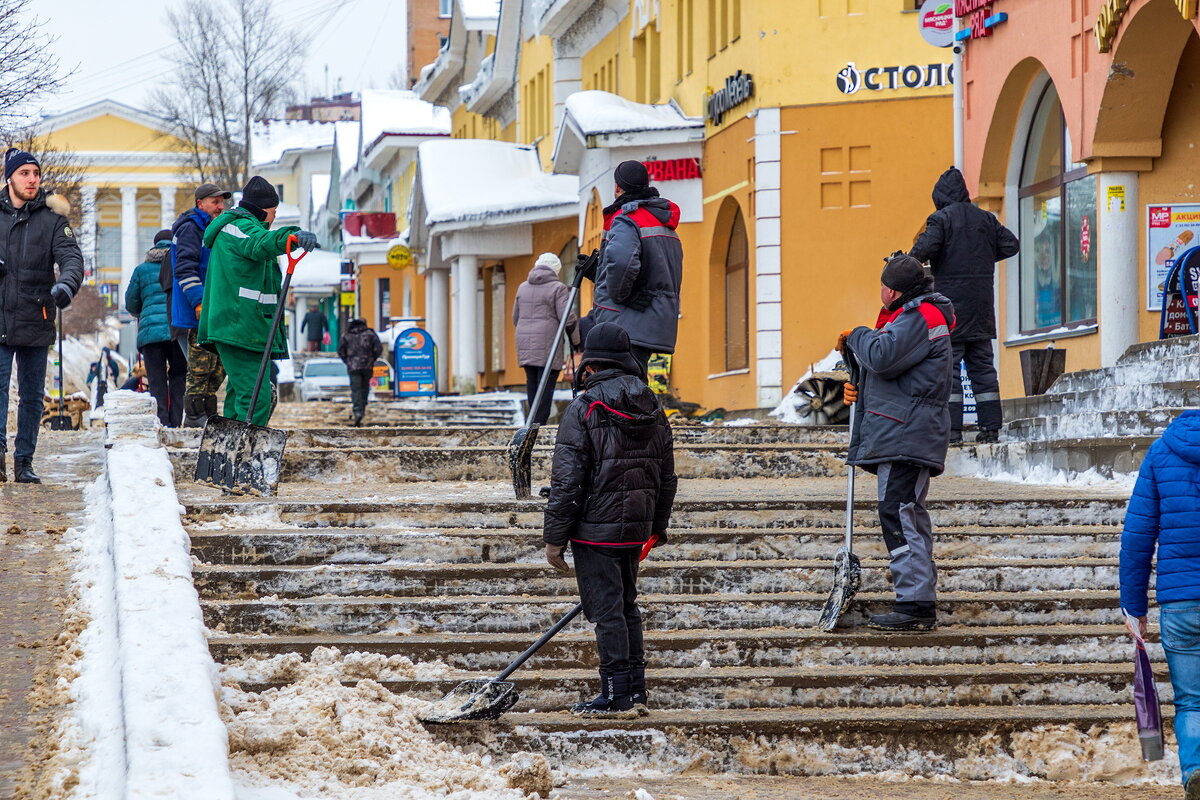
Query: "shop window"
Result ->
[[724, 207, 750, 371], [1018, 83, 1096, 332], [377, 277, 391, 331]]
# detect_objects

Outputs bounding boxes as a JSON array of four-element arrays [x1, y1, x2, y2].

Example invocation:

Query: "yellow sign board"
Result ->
[[387, 244, 413, 270], [1106, 184, 1126, 212], [340, 292, 355, 306]]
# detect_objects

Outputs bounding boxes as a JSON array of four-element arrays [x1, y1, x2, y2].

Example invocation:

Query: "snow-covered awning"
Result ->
[[286, 248, 342, 291], [553, 91, 704, 174], [462, 0, 520, 115], [251, 119, 336, 168], [414, 0, 499, 105], [360, 90, 451, 166]]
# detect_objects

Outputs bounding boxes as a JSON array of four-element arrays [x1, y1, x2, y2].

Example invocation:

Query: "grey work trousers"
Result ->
[[876, 461, 936, 617]]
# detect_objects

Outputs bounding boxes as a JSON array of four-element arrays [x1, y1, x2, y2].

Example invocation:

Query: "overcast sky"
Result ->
[[44, 0, 409, 116]]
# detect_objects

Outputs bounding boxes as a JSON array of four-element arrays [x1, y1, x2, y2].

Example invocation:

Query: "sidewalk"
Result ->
[[0, 430, 103, 798]]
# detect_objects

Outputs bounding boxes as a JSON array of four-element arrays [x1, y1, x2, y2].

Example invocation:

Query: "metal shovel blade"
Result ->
[[508, 422, 540, 500], [421, 679, 520, 723], [817, 546, 861, 631], [194, 415, 288, 496], [47, 415, 74, 431]]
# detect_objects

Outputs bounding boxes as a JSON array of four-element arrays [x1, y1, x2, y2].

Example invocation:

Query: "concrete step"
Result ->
[[1001, 380, 1200, 425], [1116, 332, 1200, 364], [231, 661, 1160, 711], [193, 557, 1124, 599], [209, 624, 1136, 670], [951, 436, 1154, 479], [184, 496, 1129, 529], [1004, 407, 1184, 441], [1048, 354, 1200, 394], [202, 589, 1125, 636], [187, 525, 1122, 566]]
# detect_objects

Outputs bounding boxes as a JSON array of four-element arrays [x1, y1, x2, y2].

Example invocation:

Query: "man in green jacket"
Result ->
[[198, 176, 318, 426]]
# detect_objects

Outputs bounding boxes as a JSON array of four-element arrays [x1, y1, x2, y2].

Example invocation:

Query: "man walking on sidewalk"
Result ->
[[171, 182, 231, 427], [0, 148, 84, 483], [125, 230, 187, 426], [909, 167, 1018, 443], [337, 318, 383, 427], [301, 306, 326, 352], [838, 254, 955, 631]]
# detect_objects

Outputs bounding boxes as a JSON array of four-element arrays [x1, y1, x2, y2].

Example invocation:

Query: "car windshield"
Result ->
[[305, 362, 347, 378]]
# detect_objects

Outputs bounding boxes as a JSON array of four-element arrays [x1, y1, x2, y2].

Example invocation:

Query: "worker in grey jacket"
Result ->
[[838, 254, 956, 632]]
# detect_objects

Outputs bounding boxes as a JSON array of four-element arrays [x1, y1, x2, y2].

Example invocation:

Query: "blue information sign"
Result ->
[[392, 327, 438, 397]]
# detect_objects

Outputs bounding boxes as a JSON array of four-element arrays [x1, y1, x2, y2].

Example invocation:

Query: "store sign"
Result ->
[[1080, 216, 1091, 263], [393, 327, 438, 397], [706, 70, 754, 125], [1147, 203, 1200, 310], [836, 62, 953, 94], [919, 0, 955, 48], [340, 278, 356, 293], [643, 158, 702, 181], [387, 244, 413, 270], [1095, 0, 1132, 53], [954, 0, 1006, 40], [1178, 0, 1198, 19]]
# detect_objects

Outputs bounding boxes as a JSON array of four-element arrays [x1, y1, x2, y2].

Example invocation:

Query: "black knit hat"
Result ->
[[153, 229, 173, 244], [614, 160, 649, 193], [579, 322, 642, 378], [4, 148, 39, 182], [240, 175, 279, 210], [881, 253, 925, 293]]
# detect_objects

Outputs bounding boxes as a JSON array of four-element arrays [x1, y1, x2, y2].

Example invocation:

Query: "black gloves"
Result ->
[[576, 251, 598, 282], [50, 283, 73, 309], [296, 230, 320, 251]]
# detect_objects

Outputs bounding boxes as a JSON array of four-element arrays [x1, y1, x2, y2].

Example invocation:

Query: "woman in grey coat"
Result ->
[[513, 252, 579, 425]]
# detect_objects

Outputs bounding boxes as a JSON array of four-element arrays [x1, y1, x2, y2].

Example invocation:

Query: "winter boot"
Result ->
[[629, 665, 649, 716], [183, 395, 208, 428], [569, 669, 637, 718], [948, 430, 963, 444], [976, 428, 1000, 444], [352, 414, 363, 427], [869, 610, 936, 632], [1186, 770, 1200, 800], [14, 458, 40, 484], [0, 452, 6, 483]]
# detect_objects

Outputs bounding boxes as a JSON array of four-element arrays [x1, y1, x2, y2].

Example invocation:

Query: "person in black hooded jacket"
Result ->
[[909, 167, 1018, 443], [0, 148, 84, 483], [543, 322, 678, 718]]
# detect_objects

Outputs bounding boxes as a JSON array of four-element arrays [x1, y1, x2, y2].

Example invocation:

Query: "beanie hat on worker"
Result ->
[[534, 252, 562, 273], [239, 175, 280, 216], [881, 253, 926, 294], [578, 322, 643, 379], [614, 160, 649, 193], [4, 148, 39, 182], [153, 228, 173, 245]]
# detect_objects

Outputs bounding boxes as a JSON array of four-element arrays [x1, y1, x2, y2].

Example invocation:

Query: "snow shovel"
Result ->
[[508, 250, 595, 499], [817, 350, 861, 631], [195, 235, 308, 496], [423, 535, 658, 723], [47, 308, 73, 431]]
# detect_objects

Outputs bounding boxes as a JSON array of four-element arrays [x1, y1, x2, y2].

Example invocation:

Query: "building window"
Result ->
[[275, 184, 285, 202], [724, 207, 749, 371], [1018, 82, 1096, 333], [377, 277, 391, 331], [439, 0, 453, 18]]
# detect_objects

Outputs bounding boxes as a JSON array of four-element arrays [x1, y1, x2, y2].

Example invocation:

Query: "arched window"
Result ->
[[1019, 83, 1096, 332], [724, 207, 749, 370]]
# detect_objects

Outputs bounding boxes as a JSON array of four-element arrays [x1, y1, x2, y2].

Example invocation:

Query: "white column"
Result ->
[[552, 57, 582, 134], [426, 267, 450, 393], [119, 185, 139, 306], [754, 108, 784, 408], [159, 186, 176, 227], [80, 186, 97, 284], [1097, 171, 1140, 366], [451, 255, 479, 394]]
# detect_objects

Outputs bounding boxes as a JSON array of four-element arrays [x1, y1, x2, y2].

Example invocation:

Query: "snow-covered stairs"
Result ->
[[269, 393, 523, 428], [176, 417, 1151, 778]]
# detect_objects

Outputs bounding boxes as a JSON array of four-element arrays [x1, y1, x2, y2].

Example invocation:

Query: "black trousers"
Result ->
[[348, 368, 373, 419], [950, 338, 1002, 433], [630, 345, 653, 382], [572, 542, 645, 673], [523, 365, 560, 425], [141, 339, 188, 427]]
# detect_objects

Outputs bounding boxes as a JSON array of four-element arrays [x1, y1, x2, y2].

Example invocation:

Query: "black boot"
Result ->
[[183, 395, 207, 428], [0, 452, 6, 483], [569, 669, 637, 718], [949, 430, 963, 444], [869, 610, 936, 632], [14, 458, 40, 484], [629, 664, 649, 716], [1186, 770, 1200, 800], [976, 428, 1000, 444]]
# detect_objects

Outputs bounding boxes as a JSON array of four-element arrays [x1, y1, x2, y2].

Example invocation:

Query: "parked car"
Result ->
[[298, 358, 350, 402]]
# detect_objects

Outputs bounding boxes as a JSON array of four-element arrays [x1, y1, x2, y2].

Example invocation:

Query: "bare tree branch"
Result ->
[[0, 0, 69, 130]]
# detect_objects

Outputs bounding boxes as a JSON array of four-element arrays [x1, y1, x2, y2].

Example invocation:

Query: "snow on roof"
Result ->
[[418, 139, 577, 225], [461, 0, 500, 25], [251, 119, 336, 166], [360, 90, 451, 152], [288, 248, 342, 289], [564, 91, 702, 135]]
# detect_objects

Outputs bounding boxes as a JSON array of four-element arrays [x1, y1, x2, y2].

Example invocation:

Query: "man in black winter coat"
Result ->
[[910, 167, 1018, 443], [301, 307, 326, 352], [0, 148, 84, 483], [336, 318, 383, 426], [544, 322, 678, 718]]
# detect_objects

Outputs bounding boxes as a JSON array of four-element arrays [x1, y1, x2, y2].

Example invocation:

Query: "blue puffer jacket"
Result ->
[[170, 207, 213, 329], [124, 240, 173, 347], [1119, 410, 1200, 617]]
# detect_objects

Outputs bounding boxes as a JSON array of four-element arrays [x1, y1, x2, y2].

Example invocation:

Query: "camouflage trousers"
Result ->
[[184, 329, 225, 397]]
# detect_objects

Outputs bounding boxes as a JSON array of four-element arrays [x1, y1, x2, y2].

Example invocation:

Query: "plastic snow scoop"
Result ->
[[194, 235, 308, 496], [508, 250, 595, 499], [817, 349, 861, 631], [46, 308, 73, 431], [423, 534, 658, 723]]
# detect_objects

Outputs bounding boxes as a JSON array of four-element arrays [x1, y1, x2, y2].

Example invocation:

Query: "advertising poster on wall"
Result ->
[[1147, 203, 1200, 310]]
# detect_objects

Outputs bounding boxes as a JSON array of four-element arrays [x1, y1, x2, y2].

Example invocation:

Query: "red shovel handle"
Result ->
[[285, 234, 308, 275], [639, 535, 660, 562]]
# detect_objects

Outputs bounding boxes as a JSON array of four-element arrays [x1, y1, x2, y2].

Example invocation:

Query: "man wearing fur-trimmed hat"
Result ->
[[0, 147, 84, 483]]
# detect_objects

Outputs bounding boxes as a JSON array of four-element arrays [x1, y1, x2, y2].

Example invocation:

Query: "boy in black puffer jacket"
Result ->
[[544, 322, 678, 718]]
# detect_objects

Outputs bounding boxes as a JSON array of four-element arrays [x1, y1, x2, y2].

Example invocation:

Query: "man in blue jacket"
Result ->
[[1120, 410, 1200, 798], [171, 183, 230, 426], [839, 254, 956, 632]]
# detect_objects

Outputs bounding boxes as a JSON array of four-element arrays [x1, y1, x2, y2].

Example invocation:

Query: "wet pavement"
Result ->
[[0, 430, 103, 798]]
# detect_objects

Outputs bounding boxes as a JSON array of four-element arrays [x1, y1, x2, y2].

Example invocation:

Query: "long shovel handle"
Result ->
[[57, 307, 66, 416], [844, 351, 859, 554], [246, 235, 307, 424], [525, 264, 588, 426]]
